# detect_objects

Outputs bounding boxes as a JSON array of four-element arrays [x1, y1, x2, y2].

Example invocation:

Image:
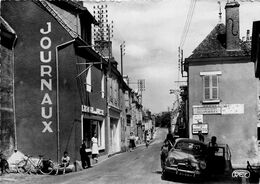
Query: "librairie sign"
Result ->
[[81, 105, 104, 116]]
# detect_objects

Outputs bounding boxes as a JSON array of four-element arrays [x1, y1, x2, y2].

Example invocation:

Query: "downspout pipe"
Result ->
[[55, 39, 75, 162], [12, 35, 18, 150]]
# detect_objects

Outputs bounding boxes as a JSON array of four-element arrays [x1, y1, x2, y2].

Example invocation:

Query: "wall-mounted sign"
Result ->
[[192, 115, 203, 124], [193, 105, 221, 115], [40, 22, 53, 133], [221, 104, 244, 114], [193, 104, 245, 115], [192, 123, 208, 134], [81, 105, 104, 116]]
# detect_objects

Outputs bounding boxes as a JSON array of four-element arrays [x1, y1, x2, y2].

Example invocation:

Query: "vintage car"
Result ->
[[161, 138, 208, 178]]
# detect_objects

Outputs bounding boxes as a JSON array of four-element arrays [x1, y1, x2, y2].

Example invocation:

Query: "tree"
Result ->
[[155, 112, 171, 128]]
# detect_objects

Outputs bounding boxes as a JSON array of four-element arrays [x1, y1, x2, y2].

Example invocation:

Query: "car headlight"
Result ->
[[191, 162, 199, 169], [168, 158, 176, 165], [199, 161, 207, 170]]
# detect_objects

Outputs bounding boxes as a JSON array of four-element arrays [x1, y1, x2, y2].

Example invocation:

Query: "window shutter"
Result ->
[[101, 73, 105, 98], [211, 75, 218, 99], [86, 67, 91, 92], [204, 76, 210, 100]]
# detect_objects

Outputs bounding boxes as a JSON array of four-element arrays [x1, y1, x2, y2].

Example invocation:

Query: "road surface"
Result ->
[[1, 128, 235, 184]]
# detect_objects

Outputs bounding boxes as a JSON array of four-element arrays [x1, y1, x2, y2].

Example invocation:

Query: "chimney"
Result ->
[[225, 0, 240, 50]]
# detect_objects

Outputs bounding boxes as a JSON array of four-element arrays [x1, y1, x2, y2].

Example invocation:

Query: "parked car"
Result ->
[[161, 138, 208, 178]]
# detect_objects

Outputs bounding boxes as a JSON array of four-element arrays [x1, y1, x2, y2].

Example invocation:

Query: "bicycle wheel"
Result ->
[[39, 160, 55, 175], [16, 160, 30, 174]]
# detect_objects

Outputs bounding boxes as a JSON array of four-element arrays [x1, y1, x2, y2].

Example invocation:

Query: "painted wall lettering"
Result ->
[[40, 22, 53, 133]]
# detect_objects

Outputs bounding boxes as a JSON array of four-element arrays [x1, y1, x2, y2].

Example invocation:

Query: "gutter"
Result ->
[[12, 34, 18, 150], [55, 39, 75, 162]]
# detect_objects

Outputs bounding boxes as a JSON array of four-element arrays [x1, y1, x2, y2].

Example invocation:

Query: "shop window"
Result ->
[[200, 71, 221, 103], [83, 119, 103, 149], [86, 67, 91, 92]]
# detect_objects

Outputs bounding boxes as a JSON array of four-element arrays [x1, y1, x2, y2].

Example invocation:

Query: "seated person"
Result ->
[[60, 151, 70, 174]]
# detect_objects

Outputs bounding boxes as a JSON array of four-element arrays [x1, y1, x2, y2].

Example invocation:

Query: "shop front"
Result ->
[[81, 105, 105, 153], [108, 107, 121, 154]]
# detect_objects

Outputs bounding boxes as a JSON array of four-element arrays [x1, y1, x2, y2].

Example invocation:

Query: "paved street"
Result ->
[[0, 128, 238, 184], [0, 128, 171, 184]]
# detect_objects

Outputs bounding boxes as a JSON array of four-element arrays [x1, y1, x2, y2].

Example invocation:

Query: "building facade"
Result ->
[[2, 0, 107, 162], [0, 16, 17, 157], [185, 1, 258, 167]]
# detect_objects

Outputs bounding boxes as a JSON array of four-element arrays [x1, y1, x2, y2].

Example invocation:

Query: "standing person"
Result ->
[[129, 132, 136, 152], [207, 136, 219, 173], [208, 136, 219, 154], [198, 131, 205, 142], [80, 139, 91, 169], [164, 132, 175, 151], [91, 133, 99, 164]]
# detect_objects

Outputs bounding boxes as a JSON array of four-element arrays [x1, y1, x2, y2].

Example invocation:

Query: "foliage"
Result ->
[[155, 112, 171, 128]]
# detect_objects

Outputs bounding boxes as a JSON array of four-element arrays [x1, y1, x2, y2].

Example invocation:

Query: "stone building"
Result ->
[[185, 1, 258, 167], [2, 0, 106, 162]]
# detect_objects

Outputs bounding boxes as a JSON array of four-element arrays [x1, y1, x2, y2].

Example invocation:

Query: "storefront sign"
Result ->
[[221, 104, 244, 114], [40, 22, 53, 133], [192, 115, 203, 124], [81, 105, 104, 116], [192, 123, 208, 134], [193, 105, 221, 115]]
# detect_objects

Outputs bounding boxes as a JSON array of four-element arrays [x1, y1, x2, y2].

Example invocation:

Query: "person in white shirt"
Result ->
[[91, 133, 99, 163]]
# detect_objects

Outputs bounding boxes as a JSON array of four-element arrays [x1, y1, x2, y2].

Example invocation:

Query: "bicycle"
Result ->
[[16, 154, 55, 175]]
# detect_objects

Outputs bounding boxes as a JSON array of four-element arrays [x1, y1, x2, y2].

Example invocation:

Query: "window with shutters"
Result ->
[[101, 73, 105, 98], [86, 67, 92, 92], [201, 71, 221, 103]]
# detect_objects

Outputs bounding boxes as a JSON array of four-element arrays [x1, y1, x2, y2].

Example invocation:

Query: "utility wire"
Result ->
[[179, 0, 197, 49], [179, 0, 194, 48], [177, 0, 197, 85]]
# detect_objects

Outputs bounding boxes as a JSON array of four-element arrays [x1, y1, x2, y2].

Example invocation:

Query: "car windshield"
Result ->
[[174, 141, 206, 155]]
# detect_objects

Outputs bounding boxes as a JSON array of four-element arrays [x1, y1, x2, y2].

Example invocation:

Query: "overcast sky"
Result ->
[[84, 0, 260, 113]]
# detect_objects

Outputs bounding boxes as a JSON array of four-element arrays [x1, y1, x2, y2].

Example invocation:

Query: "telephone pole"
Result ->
[[120, 41, 125, 76]]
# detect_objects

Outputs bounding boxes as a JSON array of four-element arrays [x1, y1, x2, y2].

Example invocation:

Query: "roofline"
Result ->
[[0, 16, 16, 35], [185, 56, 251, 66]]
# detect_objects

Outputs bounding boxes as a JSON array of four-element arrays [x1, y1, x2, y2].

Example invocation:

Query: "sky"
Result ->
[[84, 0, 260, 113]]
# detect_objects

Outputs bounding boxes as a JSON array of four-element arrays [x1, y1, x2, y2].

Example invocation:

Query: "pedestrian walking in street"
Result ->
[[145, 131, 150, 148], [91, 133, 99, 164], [80, 139, 91, 169], [129, 132, 136, 151]]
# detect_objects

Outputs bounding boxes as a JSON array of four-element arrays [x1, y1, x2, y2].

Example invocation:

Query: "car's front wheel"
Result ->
[[161, 169, 169, 180]]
